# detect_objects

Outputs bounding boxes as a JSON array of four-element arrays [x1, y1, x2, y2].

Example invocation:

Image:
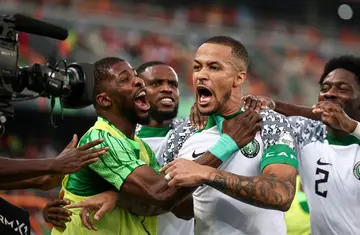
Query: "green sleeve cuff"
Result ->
[[260, 144, 298, 171]]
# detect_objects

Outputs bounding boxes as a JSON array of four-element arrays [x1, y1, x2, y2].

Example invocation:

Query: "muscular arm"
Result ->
[[203, 164, 296, 211], [0, 157, 56, 183], [171, 194, 194, 220], [274, 101, 320, 120], [0, 174, 63, 190], [121, 152, 221, 211]]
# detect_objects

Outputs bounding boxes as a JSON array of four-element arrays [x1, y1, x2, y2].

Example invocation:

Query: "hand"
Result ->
[[38, 174, 64, 191], [242, 95, 275, 111], [312, 101, 357, 133], [43, 190, 72, 228], [190, 103, 208, 130], [222, 109, 262, 148], [52, 134, 109, 174], [65, 191, 118, 231], [160, 158, 212, 187]]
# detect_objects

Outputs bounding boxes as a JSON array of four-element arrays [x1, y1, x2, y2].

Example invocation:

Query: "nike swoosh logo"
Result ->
[[317, 158, 332, 166], [192, 151, 205, 158]]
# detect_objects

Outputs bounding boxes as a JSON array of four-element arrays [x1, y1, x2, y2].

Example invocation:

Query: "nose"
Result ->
[[160, 82, 172, 93], [194, 69, 209, 85], [323, 87, 338, 100], [134, 76, 145, 88]]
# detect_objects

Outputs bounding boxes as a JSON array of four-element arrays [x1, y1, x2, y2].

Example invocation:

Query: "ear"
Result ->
[[96, 92, 112, 107], [233, 71, 246, 88]]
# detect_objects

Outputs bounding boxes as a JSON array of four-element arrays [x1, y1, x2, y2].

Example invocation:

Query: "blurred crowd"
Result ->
[[2, 0, 360, 234]]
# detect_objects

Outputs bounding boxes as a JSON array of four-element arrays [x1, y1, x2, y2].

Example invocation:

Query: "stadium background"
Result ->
[[1, 0, 360, 234]]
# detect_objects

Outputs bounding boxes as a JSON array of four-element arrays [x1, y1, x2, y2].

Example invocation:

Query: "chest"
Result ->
[[179, 127, 265, 176]]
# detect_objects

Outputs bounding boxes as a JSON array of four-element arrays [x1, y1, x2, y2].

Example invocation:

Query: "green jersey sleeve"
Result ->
[[81, 129, 147, 191], [259, 109, 298, 171], [142, 140, 162, 173]]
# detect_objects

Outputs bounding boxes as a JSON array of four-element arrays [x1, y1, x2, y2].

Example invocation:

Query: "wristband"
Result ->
[[209, 134, 239, 162], [351, 121, 360, 139]]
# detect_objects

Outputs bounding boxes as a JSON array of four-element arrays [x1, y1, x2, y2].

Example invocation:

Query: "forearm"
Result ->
[[125, 152, 222, 211], [275, 101, 320, 120], [0, 158, 56, 182], [171, 194, 194, 220], [203, 169, 295, 211]]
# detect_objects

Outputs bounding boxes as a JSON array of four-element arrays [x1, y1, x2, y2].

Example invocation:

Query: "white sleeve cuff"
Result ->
[[351, 121, 360, 139]]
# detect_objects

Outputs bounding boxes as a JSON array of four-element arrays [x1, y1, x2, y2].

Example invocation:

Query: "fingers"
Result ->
[[159, 161, 175, 173], [94, 203, 113, 221], [198, 115, 208, 130], [59, 189, 65, 200], [48, 199, 70, 208], [79, 138, 105, 150], [80, 208, 98, 231], [47, 219, 67, 228], [48, 207, 72, 217], [164, 164, 176, 175], [65, 134, 78, 149], [65, 201, 86, 209]]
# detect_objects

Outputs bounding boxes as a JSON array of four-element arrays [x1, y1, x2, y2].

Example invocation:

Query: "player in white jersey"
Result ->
[[160, 36, 298, 235], [135, 61, 195, 235], [243, 55, 360, 235]]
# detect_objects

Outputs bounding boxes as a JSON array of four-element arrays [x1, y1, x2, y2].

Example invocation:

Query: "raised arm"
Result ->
[[242, 95, 320, 120], [0, 134, 108, 183]]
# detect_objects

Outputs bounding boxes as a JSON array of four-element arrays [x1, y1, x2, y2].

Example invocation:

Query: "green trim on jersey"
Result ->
[[297, 191, 310, 214], [327, 133, 360, 146], [137, 125, 171, 138], [195, 108, 244, 134], [260, 144, 298, 171]]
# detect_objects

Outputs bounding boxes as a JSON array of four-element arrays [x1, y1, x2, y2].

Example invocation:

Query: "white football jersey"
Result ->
[[136, 118, 195, 235], [289, 116, 360, 235], [167, 109, 297, 235]]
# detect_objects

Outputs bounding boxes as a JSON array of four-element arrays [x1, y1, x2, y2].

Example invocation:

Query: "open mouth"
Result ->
[[197, 86, 213, 106], [158, 96, 175, 106], [134, 89, 150, 112]]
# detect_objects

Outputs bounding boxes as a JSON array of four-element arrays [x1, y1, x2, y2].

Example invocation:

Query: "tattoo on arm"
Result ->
[[204, 172, 296, 211]]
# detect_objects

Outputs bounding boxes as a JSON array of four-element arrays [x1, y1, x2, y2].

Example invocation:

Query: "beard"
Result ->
[[150, 104, 179, 123]]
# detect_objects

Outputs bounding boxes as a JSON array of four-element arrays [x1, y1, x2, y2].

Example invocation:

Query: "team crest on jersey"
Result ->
[[241, 139, 260, 158], [353, 161, 360, 180]]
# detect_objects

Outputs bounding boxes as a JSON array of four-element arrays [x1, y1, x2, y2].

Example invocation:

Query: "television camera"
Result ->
[[0, 14, 95, 135]]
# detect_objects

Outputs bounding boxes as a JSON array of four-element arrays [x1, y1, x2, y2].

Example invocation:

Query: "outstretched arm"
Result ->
[[242, 95, 320, 120], [274, 101, 320, 120], [0, 174, 63, 190], [0, 135, 107, 183]]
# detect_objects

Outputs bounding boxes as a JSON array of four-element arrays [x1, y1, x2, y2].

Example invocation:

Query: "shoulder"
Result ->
[[287, 116, 326, 148], [259, 109, 295, 150]]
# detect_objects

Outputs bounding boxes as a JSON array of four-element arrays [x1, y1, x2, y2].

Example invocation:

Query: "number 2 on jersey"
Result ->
[[315, 168, 329, 198]]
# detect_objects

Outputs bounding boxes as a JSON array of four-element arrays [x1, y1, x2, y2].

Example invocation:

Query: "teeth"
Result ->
[[136, 91, 146, 98], [200, 96, 211, 102], [161, 98, 173, 102]]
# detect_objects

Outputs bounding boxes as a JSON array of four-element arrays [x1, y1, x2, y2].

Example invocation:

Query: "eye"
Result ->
[[320, 86, 329, 92], [193, 65, 200, 71], [153, 81, 161, 86], [210, 66, 220, 71], [170, 82, 178, 88]]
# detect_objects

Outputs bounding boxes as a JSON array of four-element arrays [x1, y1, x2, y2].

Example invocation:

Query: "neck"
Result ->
[[219, 96, 244, 117], [147, 119, 172, 128], [100, 111, 136, 139]]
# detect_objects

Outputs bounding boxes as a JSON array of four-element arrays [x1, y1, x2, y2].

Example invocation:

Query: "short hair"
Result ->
[[93, 57, 125, 105], [201, 36, 249, 70], [319, 55, 360, 84], [136, 61, 169, 75]]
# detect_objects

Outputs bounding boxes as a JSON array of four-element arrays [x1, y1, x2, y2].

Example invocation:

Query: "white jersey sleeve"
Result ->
[[287, 116, 326, 149]]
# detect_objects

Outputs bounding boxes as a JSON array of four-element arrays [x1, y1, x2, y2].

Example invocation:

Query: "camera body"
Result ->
[[0, 14, 95, 133]]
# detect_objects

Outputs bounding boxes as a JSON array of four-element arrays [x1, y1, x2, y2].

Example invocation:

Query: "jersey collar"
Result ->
[[326, 132, 360, 146]]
